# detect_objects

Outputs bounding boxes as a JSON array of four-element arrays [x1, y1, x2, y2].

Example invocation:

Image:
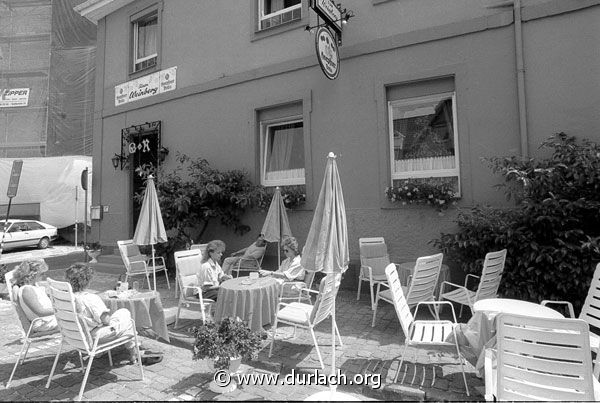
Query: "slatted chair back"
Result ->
[[385, 264, 414, 337], [405, 253, 443, 307], [174, 249, 203, 298], [579, 263, 600, 329], [474, 249, 507, 302], [310, 273, 341, 325], [5, 268, 33, 336], [359, 237, 390, 278], [46, 278, 93, 353], [495, 313, 595, 401], [117, 240, 147, 274]]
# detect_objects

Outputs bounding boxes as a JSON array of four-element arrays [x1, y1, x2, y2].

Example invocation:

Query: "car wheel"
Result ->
[[38, 237, 50, 249]]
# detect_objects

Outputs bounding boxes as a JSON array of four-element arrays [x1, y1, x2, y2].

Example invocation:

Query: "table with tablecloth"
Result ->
[[452, 298, 564, 376], [100, 290, 170, 342], [214, 277, 279, 332], [397, 261, 450, 298]]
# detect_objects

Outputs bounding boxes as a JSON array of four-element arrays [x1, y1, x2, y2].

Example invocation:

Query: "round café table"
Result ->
[[100, 290, 170, 342], [455, 298, 564, 376], [214, 277, 279, 332], [397, 261, 450, 298]]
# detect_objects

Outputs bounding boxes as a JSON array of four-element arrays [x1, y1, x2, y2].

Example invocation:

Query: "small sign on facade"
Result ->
[[0, 88, 30, 108], [115, 66, 177, 107], [315, 27, 340, 80], [312, 0, 342, 33]]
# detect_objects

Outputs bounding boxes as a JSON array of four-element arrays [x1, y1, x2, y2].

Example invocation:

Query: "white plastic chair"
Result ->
[[372, 253, 443, 327], [231, 249, 266, 278], [279, 270, 316, 305], [485, 313, 599, 401], [386, 264, 470, 395], [357, 237, 394, 309], [541, 262, 600, 377], [44, 278, 144, 401], [269, 273, 342, 369], [440, 249, 507, 317], [117, 239, 170, 290], [173, 249, 215, 328], [5, 268, 60, 388]]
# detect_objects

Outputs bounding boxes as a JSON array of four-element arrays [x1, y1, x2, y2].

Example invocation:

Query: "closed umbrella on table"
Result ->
[[133, 175, 167, 291], [261, 186, 292, 269], [302, 152, 356, 401]]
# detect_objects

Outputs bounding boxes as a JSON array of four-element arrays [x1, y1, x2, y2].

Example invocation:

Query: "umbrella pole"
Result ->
[[152, 246, 157, 291], [277, 241, 281, 270], [331, 297, 337, 392]]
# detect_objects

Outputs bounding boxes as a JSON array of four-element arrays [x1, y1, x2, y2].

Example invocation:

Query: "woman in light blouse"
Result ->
[[260, 237, 306, 298], [198, 240, 232, 300]]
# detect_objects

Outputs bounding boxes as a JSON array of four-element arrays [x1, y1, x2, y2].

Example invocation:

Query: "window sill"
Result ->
[[128, 64, 160, 80], [251, 18, 307, 42]]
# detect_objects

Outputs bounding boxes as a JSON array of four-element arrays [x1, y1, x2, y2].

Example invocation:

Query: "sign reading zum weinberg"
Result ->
[[115, 66, 177, 107], [0, 88, 30, 108]]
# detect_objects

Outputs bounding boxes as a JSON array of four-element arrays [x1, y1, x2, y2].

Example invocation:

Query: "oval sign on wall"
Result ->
[[315, 26, 340, 80]]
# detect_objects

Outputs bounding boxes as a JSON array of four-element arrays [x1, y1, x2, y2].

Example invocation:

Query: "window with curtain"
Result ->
[[261, 119, 305, 186], [388, 92, 460, 190], [258, 0, 301, 30], [132, 11, 158, 73]]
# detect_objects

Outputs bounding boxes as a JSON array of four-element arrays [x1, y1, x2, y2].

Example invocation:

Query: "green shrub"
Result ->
[[433, 133, 600, 311]]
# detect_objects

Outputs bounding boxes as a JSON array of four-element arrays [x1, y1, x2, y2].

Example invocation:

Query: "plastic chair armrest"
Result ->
[[415, 300, 458, 322], [440, 280, 466, 296], [541, 300, 575, 318], [147, 256, 165, 267], [464, 273, 480, 289]]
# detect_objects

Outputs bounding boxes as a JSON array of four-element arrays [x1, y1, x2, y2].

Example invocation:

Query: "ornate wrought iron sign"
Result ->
[[120, 121, 162, 170]]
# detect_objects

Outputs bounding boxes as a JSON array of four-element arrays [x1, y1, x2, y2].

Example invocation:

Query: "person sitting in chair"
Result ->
[[12, 259, 57, 333], [198, 240, 232, 300], [259, 236, 307, 299], [221, 234, 267, 276], [65, 263, 139, 364]]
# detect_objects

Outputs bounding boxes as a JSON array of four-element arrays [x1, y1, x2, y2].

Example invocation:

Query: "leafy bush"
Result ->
[[0, 264, 11, 284], [135, 154, 267, 264], [433, 133, 600, 311]]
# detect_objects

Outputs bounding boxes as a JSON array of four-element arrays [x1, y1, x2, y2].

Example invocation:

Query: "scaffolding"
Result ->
[[0, 0, 96, 158]]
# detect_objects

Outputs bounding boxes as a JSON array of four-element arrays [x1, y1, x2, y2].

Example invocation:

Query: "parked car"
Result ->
[[0, 219, 58, 250]]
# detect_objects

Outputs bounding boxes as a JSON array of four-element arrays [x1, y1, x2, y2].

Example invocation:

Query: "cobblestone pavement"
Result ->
[[0, 254, 485, 401]]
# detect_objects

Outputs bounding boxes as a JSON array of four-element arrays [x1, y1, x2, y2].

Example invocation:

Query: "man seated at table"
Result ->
[[64, 263, 139, 364], [221, 234, 267, 276], [198, 240, 232, 300]]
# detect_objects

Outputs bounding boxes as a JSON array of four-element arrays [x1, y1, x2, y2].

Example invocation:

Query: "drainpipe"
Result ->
[[487, 0, 529, 157]]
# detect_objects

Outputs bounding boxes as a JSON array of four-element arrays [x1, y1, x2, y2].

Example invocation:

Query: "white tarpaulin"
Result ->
[[0, 156, 92, 228]]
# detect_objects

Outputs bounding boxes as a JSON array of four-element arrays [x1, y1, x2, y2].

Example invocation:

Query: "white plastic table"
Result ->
[[454, 298, 564, 376]]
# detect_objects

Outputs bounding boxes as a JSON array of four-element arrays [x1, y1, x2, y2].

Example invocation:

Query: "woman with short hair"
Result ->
[[65, 263, 138, 363]]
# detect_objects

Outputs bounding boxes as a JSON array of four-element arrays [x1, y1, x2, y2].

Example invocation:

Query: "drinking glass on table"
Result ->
[[249, 272, 259, 281]]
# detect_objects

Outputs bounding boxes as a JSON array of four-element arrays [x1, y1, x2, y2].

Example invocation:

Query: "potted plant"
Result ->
[[192, 317, 263, 393], [83, 241, 103, 263]]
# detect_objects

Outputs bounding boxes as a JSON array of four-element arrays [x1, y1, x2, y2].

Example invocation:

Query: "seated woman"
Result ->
[[64, 263, 138, 363], [259, 237, 307, 298], [13, 259, 57, 332], [198, 240, 232, 300], [221, 234, 267, 275]]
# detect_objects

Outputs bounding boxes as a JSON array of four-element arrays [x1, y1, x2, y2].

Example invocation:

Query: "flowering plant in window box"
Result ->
[[281, 185, 306, 209], [386, 178, 458, 211]]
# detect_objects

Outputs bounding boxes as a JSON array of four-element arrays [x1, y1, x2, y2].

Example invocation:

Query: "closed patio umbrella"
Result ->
[[302, 153, 355, 401], [261, 186, 292, 268], [133, 175, 167, 291]]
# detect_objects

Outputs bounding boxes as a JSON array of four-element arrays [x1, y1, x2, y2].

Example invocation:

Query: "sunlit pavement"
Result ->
[[0, 250, 484, 401]]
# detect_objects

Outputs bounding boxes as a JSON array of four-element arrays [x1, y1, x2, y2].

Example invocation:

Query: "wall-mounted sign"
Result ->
[[311, 0, 342, 33], [114, 66, 177, 107], [0, 88, 30, 108], [315, 27, 340, 80]]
